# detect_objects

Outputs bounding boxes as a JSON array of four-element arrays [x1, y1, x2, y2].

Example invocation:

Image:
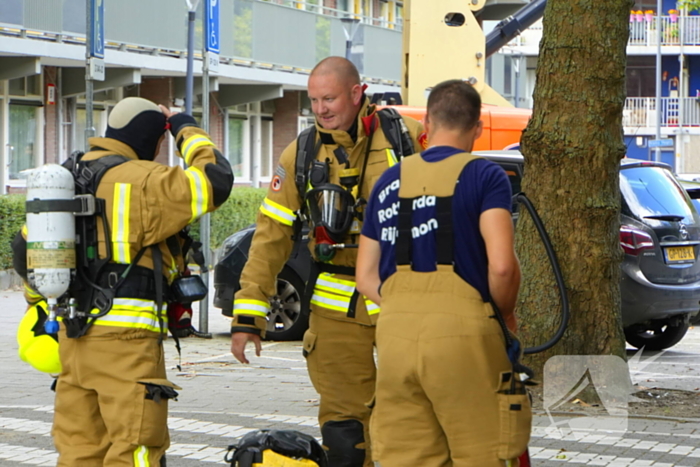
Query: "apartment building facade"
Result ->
[[490, 0, 700, 172], [0, 0, 407, 193]]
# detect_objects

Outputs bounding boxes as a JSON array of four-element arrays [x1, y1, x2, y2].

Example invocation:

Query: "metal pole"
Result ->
[[85, 0, 94, 151], [654, 0, 662, 162], [251, 101, 262, 188], [514, 55, 521, 108], [345, 39, 353, 60], [678, 8, 686, 172], [199, 65, 210, 334], [185, 9, 196, 115]]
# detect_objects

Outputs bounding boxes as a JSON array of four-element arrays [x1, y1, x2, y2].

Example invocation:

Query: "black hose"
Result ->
[[514, 193, 570, 354]]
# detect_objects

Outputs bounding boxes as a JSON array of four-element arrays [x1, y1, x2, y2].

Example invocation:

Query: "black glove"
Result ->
[[168, 113, 198, 138]]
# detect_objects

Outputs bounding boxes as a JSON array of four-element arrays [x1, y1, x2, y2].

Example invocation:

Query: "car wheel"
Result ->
[[264, 267, 308, 341], [624, 315, 690, 351]]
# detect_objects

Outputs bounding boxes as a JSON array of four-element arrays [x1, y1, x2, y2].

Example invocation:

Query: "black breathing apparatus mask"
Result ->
[[304, 147, 363, 261]]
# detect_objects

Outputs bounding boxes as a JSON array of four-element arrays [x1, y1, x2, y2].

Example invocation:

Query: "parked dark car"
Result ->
[[215, 152, 700, 349]]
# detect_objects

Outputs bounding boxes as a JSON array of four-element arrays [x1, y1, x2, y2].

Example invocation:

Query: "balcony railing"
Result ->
[[0, 0, 404, 83], [629, 15, 700, 46], [623, 97, 700, 128], [507, 15, 700, 49]]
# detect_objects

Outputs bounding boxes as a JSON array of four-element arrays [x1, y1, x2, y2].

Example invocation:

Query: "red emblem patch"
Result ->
[[271, 175, 283, 192], [418, 132, 429, 150]]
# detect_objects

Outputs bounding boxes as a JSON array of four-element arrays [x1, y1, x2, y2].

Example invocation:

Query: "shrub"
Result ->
[[0, 195, 26, 270], [188, 187, 267, 250]]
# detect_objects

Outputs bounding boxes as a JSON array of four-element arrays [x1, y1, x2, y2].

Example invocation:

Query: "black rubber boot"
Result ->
[[321, 419, 366, 467]]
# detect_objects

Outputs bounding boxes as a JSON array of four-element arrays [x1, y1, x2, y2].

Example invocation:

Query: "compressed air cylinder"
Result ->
[[25, 164, 76, 330]]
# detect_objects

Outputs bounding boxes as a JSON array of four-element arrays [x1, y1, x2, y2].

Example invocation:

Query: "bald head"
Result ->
[[311, 57, 361, 87]]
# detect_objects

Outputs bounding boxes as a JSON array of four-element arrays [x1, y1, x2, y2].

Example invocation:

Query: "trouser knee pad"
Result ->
[[321, 419, 365, 467]]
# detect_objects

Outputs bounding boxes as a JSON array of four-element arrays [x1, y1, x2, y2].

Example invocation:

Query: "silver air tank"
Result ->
[[25, 164, 76, 333]]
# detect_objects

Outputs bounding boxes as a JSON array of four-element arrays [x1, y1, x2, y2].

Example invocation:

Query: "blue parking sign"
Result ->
[[205, 0, 220, 54], [90, 0, 105, 59]]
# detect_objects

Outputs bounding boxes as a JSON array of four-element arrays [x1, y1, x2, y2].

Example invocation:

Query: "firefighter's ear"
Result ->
[[474, 120, 484, 140], [350, 84, 363, 106]]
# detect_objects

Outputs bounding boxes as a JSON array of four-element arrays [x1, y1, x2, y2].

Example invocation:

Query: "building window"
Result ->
[[8, 104, 39, 180], [626, 56, 655, 97], [261, 118, 273, 179], [228, 116, 247, 178], [395, 1, 403, 27]]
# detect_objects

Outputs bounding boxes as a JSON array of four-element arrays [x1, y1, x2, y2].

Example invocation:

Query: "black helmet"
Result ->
[[105, 97, 166, 161]]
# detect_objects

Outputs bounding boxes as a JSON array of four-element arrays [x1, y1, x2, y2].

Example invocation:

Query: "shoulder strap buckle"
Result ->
[[73, 194, 96, 216]]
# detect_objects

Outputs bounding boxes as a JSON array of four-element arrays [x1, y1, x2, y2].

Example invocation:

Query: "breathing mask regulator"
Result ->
[[304, 146, 364, 262]]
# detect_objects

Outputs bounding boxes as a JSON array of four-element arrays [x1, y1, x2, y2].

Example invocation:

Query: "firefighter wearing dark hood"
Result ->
[[46, 97, 233, 466], [230, 57, 424, 467]]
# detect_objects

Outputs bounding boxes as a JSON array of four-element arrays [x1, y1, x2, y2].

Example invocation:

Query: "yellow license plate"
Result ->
[[665, 246, 696, 262]]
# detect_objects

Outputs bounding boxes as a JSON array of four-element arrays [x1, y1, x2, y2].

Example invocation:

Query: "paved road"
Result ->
[[3, 287, 700, 466]]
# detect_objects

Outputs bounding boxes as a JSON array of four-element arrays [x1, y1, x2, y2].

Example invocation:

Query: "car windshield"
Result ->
[[620, 166, 695, 224]]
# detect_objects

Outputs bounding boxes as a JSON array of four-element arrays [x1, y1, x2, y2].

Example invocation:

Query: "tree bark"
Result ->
[[517, 0, 632, 375]]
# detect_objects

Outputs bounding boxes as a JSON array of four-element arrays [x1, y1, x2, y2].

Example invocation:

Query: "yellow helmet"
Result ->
[[17, 301, 62, 374], [254, 450, 319, 467]]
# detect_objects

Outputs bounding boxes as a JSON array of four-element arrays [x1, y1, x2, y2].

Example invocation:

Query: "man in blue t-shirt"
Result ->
[[356, 80, 527, 466]]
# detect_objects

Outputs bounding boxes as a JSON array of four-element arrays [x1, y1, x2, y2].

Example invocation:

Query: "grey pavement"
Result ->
[[2, 287, 700, 466]]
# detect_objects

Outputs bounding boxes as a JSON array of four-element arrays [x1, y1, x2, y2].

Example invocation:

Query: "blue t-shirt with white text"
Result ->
[[361, 146, 512, 302]]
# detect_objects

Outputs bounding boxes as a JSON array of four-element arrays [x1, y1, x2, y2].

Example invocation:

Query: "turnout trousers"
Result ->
[[303, 310, 376, 467], [53, 327, 173, 466], [371, 267, 530, 467]]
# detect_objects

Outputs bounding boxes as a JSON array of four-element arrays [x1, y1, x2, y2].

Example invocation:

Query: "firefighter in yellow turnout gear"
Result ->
[[357, 80, 530, 466], [38, 98, 232, 466], [231, 57, 422, 467]]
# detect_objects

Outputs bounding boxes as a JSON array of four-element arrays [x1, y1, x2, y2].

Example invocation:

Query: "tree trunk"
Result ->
[[517, 0, 631, 375]]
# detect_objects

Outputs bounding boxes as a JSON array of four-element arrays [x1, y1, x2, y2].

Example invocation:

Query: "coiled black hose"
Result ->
[[514, 193, 571, 354]]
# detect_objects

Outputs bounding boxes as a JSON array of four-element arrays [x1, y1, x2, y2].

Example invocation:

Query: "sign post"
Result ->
[[204, 0, 220, 74], [85, 0, 104, 150], [198, 0, 219, 335]]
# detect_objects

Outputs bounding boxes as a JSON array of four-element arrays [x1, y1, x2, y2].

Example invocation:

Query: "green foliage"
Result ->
[[233, 1, 253, 58], [189, 187, 267, 250], [316, 16, 331, 62], [0, 195, 26, 270], [678, 0, 700, 12]]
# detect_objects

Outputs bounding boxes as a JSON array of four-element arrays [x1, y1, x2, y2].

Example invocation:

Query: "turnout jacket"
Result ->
[[83, 123, 232, 281], [232, 99, 423, 335]]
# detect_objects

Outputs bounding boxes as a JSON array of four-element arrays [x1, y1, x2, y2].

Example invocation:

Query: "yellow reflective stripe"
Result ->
[[92, 312, 166, 333], [112, 183, 132, 264], [133, 446, 150, 467], [365, 298, 380, 315], [234, 299, 270, 317], [111, 298, 157, 310], [259, 197, 296, 226], [311, 290, 351, 312], [386, 148, 398, 167], [315, 274, 355, 296], [24, 283, 43, 299], [185, 167, 209, 223], [90, 299, 166, 332], [21, 225, 28, 236], [182, 135, 214, 165]]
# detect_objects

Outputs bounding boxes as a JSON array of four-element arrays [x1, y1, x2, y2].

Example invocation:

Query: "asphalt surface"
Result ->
[[3, 287, 700, 466]]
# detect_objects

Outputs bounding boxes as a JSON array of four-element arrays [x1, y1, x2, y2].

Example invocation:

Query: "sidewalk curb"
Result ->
[[0, 269, 21, 291], [535, 409, 700, 424]]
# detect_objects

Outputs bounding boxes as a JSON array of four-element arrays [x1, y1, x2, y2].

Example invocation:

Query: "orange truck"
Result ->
[[391, 104, 532, 151]]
